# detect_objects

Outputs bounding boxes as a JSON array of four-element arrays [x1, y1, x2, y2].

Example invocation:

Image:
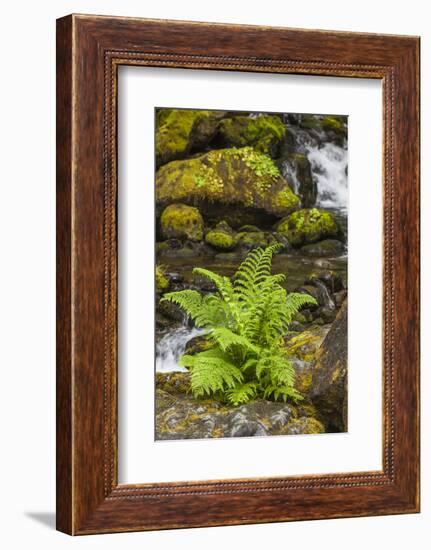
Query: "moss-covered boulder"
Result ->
[[300, 239, 345, 257], [155, 265, 169, 294], [218, 115, 286, 157], [205, 221, 236, 250], [155, 108, 223, 166], [160, 203, 204, 241], [235, 230, 278, 251], [156, 147, 300, 226], [277, 208, 341, 247], [321, 115, 347, 136]]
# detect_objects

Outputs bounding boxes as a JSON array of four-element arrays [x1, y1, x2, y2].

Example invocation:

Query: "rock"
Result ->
[[300, 239, 346, 257], [334, 289, 348, 307], [156, 109, 224, 166], [286, 153, 317, 207], [237, 224, 260, 233], [160, 204, 204, 241], [307, 270, 344, 294], [155, 265, 169, 294], [184, 335, 213, 355], [217, 115, 286, 157], [277, 208, 342, 247], [321, 115, 347, 136], [156, 147, 300, 227], [205, 221, 236, 250], [310, 299, 348, 431], [234, 230, 278, 252], [154, 382, 325, 440], [278, 417, 325, 435]]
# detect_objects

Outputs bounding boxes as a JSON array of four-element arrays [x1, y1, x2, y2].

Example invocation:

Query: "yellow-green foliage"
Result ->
[[321, 115, 346, 135], [205, 229, 235, 250], [161, 245, 317, 406], [156, 108, 218, 165], [160, 203, 204, 241], [155, 264, 169, 293], [156, 147, 299, 216], [219, 115, 286, 155], [277, 208, 340, 247]]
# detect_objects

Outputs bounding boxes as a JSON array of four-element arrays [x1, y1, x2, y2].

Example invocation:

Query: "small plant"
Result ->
[[161, 244, 316, 405]]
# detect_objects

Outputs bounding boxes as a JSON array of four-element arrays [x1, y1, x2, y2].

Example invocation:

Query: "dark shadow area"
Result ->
[[25, 512, 56, 530]]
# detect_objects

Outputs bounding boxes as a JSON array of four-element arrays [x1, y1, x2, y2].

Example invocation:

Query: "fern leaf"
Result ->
[[226, 383, 259, 406], [180, 349, 244, 398]]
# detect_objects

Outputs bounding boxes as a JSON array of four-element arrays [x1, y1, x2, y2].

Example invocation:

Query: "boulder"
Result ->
[[310, 299, 348, 431], [154, 377, 325, 440], [155, 108, 224, 166], [277, 208, 342, 247], [205, 221, 236, 250], [156, 147, 300, 227], [217, 115, 286, 157], [300, 239, 346, 257], [160, 203, 204, 241], [155, 265, 169, 294]]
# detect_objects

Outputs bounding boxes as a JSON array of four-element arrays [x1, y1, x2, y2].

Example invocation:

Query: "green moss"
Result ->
[[235, 231, 277, 249], [274, 188, 301, 210], [156, 147, 299, 217], [303, 417, 325, 434], [155, 264, 169, 294], [205, 229, 235, 250], [155, 109, 220, 166], [155, 372, 191, 394], [321, 115, 346, 135], [277, 208, 341, 247], [219, 115, 286, 155], [160, 203, 204, 241]]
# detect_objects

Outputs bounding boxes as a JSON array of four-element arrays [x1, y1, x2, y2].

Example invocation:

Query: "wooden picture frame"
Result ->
[[56, 14, 420, 535]]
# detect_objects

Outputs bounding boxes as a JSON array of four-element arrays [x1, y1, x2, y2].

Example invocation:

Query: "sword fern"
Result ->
[[161, 244, 316, 405]]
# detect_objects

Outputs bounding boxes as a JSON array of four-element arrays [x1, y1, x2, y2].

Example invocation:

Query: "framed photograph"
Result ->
[[56, 14, 420, 535]]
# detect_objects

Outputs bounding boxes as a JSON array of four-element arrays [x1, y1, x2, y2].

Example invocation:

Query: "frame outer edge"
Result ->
[[56, 14, 74, 535]]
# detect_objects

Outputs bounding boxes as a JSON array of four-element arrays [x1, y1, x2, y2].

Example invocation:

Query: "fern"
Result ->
[[162, 244, 317, 404]]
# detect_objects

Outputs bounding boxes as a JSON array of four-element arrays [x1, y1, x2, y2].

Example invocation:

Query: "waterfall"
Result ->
[[306, 143, 348, 209], [156, 326, 204, 372]]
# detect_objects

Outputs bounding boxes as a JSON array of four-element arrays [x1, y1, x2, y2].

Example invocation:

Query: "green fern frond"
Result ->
[[161, 289, 203, 319], [209, 327, 259, 355], [180, 349, 244, 398], [226, 382, 259, 406], [263, 384, 304, 403]]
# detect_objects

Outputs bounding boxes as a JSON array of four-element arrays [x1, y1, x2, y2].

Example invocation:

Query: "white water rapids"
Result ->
[[307, 143, 348, 209], [156, 326, 204, 372]]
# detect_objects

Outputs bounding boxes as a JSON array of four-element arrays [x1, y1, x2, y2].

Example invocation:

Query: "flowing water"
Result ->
[[156, 326, 204, 372]]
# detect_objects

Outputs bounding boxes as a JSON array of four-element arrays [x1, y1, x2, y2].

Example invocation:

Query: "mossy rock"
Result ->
[[321, 115, 347, 136], [155, 372, 191, 395], [184, 335, 213, 355], [218, 115, 286, 156], [160, 203, 204, 241], [155, 265, 169, 294], [205, 220, 235, 250], [156, 147, 300, 225], [205, 229, 235, 250], [235, 231, 278, 251], [279, 416, 325, 435], [277, 208, 341, 247], [155, 108, 223, 166], [300, 239, 345, 257]]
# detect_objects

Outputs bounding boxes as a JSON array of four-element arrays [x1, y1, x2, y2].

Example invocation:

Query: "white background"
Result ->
[[0, 1, 428, 548], [118, 67, 382, 483]]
